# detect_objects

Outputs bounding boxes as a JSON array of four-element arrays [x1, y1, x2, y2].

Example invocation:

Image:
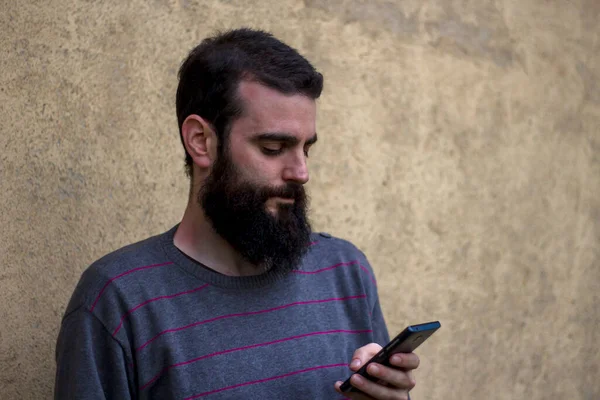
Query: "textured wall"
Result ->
[[1, 0, 599, 399]]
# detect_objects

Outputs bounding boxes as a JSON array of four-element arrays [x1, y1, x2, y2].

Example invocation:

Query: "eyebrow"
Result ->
[[253, 132, 318, 146]]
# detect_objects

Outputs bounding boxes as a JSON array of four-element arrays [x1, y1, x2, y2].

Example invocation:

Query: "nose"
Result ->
[[282, 152, 309, 185]]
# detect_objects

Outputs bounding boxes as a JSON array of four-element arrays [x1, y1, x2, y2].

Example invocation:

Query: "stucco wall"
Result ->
[[1, 0, 599, 398]]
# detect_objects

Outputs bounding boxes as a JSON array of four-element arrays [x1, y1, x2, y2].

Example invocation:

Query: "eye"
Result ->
[[261, 146, 283, 156]]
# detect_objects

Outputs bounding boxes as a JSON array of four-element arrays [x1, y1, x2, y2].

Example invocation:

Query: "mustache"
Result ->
[[256, 182, 306, 202]]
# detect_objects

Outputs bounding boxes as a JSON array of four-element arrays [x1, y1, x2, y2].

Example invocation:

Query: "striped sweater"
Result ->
[[55, 225, 390, 399]]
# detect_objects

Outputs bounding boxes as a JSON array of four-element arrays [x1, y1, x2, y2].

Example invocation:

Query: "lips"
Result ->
[[259, 184, 304, 203]]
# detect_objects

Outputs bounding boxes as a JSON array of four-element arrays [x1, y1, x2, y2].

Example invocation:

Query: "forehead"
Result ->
[[232, 80, 317, 139]]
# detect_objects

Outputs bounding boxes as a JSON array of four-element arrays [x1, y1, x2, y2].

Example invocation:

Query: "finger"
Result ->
[[366, 363, 416, 390], [351, 343, 382, 371], [389, 352, 420, 370], [348, 373, 410, 400], [334, 381, 372, 400], [406, 370, 415, 387]]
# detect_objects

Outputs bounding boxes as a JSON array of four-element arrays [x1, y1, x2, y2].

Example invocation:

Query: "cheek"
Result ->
[[227, 141, 283, 185], [240, 157, 282, 185]]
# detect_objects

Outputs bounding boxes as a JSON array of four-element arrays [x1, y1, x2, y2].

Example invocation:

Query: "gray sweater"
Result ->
[[55, 226, 390, 399]]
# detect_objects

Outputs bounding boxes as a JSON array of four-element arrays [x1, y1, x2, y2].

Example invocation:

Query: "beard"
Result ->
[[198, 146, 312, 273]]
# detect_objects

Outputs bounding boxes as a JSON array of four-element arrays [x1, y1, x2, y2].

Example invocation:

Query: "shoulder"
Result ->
[[63, 228, 173, 316], [307, 231, 375, 274], [307, 231, 382, 302], [309, 231, 368, 259]]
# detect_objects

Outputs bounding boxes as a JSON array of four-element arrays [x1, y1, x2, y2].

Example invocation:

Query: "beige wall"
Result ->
[[1, 0, 599, 398]]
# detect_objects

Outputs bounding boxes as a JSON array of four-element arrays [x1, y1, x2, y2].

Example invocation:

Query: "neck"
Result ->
[[174, 198, 262, 277]]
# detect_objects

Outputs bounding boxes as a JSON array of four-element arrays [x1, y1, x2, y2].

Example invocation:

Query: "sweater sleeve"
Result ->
[[369, 278, 413, 400], [357, 251, 390, 346], [358, 252, 413, 399], [54, 308, 135, 400], [370, 296, 390, 346]]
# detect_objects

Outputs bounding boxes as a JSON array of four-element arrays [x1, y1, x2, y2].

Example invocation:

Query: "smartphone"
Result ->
[[339, 321, 441, 393]]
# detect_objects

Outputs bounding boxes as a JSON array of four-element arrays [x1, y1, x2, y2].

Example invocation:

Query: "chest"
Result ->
[[128, 276, 374, 399]]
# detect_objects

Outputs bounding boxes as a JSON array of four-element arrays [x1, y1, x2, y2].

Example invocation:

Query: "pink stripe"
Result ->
[[136, 294, 366, 351], [309, 241, 318, 246], [90, 262, 174, 311], [112, 283, 210, 336], [293, 261, 376, 286], [292, 260, 359, 274], [141, 329, 371, 390], [359, 265, 377, 286], [183, 363, 348, 399]]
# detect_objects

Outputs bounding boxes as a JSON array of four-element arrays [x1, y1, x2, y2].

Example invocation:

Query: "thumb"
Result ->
[[349, 357, 362, 371], [350, 343, 382, 371]]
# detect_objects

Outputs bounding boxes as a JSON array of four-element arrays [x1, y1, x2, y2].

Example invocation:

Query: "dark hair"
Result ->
[[176, 28, 324, 177]]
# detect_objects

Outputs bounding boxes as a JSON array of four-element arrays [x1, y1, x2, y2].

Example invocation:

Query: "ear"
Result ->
[[181, 115, 217, 170]]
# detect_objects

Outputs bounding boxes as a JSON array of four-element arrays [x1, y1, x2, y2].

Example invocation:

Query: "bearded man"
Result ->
[[55, 28, 420, 400]]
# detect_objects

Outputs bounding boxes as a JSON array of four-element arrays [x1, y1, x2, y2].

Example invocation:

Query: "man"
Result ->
[[55, 28, 419, 399]]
